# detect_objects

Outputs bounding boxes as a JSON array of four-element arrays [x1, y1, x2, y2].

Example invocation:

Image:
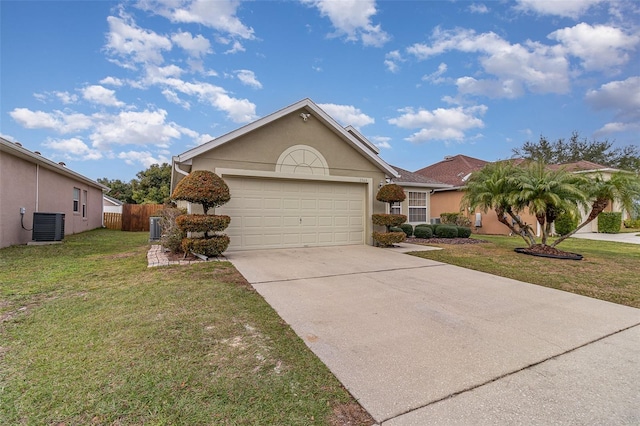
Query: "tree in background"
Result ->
[[132, 163, 172, 204], [97, 178, 135, 203], [99, 163, 172, 204], [512, 132, 640, 173]]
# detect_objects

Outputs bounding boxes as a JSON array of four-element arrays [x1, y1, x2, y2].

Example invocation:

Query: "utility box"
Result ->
[[33, 212, 65, 242], [149, 217, 162, 241]]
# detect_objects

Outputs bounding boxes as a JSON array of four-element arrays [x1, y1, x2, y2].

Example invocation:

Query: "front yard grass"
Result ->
[[410, 234, 640, 308], [0, 229, 370, 425]]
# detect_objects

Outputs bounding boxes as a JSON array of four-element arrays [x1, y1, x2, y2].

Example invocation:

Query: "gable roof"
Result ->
[[1, 137, 108, 191], [390, 165, 451, 188], [174, 98, 399, 178], [414, 154, 488, 186], [547, 160, 619, 173], [103, 194, 124, 206]]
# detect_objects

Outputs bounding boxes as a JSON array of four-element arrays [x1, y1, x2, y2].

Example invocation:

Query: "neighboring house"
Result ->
[[170, 98, 446, 251], [416, 154, 627, 235], [103, 194, 124, 214], [0, 137, 107, 248]]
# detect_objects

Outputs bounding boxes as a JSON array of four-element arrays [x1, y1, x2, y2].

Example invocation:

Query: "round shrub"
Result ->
[[435, 225, 458, 238], [372, 231, 406, 247], [554, 212, 578, 236], [182, 235, 230, 257], [372, 213, 407, 228], [456, 226, 472, 238], [431, 224, 441, 234], [400, 223, 413, 237], [415, 223, 432, 230], [414, 226, 433, 239], [376, 184, 406, 203], [176, 214, 231, 233], [390, 227, 403, 233], [172, 170, 231, 213]]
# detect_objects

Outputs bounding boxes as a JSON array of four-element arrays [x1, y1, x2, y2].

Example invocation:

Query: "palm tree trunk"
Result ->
[[497, 207, 534, 247], [551, 199, 609, 247]]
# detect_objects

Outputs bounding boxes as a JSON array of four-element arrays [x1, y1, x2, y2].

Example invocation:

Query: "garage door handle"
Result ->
[[299, 218, 302, 224]]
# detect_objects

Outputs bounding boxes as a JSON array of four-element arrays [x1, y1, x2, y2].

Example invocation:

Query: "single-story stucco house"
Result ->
[[0, 137, 107, 248], [170, 98, 450, 251]]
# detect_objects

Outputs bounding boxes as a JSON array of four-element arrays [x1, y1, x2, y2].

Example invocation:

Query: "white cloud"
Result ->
[[468, 3, 489, 14], [304, 0, 389, 47], [371, 135, 392, 149], [137, 0, 254, 40], [118, 150, 170, 168], [90, 109, 182, 149], [422, 62, 448, 84], [388, 105, 487, 143], [586, 76, 640, 135], [384, 50, 403, 73], [105, 14, 172, 67], [9, 108, 93, 133], [549, 23, 640, 72], [43, 137, 103, 160], [407, 27, 570, 98], [318, 103, 375, 128], [54, 91, 78, 104], [171, 31, 212, 57], [100, 76, 124, 86], [162, 89, 191, 109], [515, 0, 605, 18], [235, 69, 262, 89], [82, 85, 125, 107]]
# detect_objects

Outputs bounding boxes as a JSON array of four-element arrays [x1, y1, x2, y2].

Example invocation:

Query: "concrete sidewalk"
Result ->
[[227, 245, 640, 424]]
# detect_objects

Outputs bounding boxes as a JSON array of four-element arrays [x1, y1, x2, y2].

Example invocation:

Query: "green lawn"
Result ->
[[0, 229, 371, 425], [410, 234, 640, 308]]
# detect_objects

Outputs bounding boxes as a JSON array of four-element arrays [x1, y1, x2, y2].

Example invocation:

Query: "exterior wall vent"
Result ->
[[32, 213, 65, 241]]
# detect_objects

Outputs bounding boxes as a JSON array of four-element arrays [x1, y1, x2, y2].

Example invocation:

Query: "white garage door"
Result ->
[[220, 177, 365, 250]]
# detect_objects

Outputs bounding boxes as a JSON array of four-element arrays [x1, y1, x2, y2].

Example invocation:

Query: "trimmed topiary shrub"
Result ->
[[376, 184, 406, 204], [182, 235, 231, 257], [171, 170, 231, 257], [456, 226, 472, 238], [598, 212, 622, 233], [372, 214, 407, 229], [400, 223, 413, 237], [372, 231, 406, 247], [176, 214, 231, 233], [414, 226, 433, 239], [435, 225, 458, 238], [555, 212, 579, 236], [390, 227, 403, 233]]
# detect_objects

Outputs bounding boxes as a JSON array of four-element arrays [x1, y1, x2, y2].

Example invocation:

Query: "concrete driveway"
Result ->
[[571, 232, 640, 245], [227, 244, 640, 425]]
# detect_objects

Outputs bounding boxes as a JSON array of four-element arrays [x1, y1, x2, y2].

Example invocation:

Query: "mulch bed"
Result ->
[[406, 237, 488, 245], [514, 245, 583, 260]]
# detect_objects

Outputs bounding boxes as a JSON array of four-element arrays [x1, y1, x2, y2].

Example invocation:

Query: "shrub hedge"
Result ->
[[415, 223, 432, 230], [435, 225, 458, 238], [176, 214, 231, 233], [400, 223, 413, 237], [414, 226, 433, 239], [372, 231, 406, 247], [624, 218, 640, 228], [456, 226, 472, 238], [598, 212, 622, 233], [555, 212, 578, 236]]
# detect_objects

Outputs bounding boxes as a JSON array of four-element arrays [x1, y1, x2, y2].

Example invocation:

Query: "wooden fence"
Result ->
[[104, 204, 164, 232], [103, 212, 122, 230]]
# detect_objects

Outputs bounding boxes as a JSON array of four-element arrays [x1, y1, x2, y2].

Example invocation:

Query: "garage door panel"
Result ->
[[221, 177, 365, 250]]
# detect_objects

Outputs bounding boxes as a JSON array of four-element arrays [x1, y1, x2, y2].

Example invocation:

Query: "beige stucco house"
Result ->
[[0, 137, 107, 248], [170, 98, 449, 251]]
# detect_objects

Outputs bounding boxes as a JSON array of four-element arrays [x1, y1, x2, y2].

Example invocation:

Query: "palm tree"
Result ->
[[462, 161, 537, 246], [551, 171, 640, 247], [512, 161, 588, 246]]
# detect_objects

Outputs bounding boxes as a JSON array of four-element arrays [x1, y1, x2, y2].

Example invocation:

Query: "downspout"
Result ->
[[173, 161, 191, 213], [36, 164, 40, 211]]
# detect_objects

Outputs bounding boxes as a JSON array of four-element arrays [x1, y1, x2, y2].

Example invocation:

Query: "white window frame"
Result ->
[[73, 188, 81, 213], [390, 201, 402, 215], [82, 190, 88, 219], [408, 191, 427, 223]]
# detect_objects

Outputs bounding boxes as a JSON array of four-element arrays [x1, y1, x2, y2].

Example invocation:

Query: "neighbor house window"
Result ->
[[408, 192, 427, 223], [390, 201, 401, 215], [73, 188, 80, 213], [82, 190, 87, 218]]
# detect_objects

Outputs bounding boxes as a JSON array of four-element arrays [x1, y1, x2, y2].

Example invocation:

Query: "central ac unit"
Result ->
[[32, 212, 65, 242]]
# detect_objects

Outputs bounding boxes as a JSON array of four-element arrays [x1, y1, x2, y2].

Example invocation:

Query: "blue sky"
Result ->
[[2, 0, 639, 182]]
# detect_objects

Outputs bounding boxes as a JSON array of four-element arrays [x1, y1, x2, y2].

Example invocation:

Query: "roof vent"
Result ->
[[15, 142, 22, 146], [444, 155, 453, 160], [58, 162, 66, 167], [34, 151, 41, 155]]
